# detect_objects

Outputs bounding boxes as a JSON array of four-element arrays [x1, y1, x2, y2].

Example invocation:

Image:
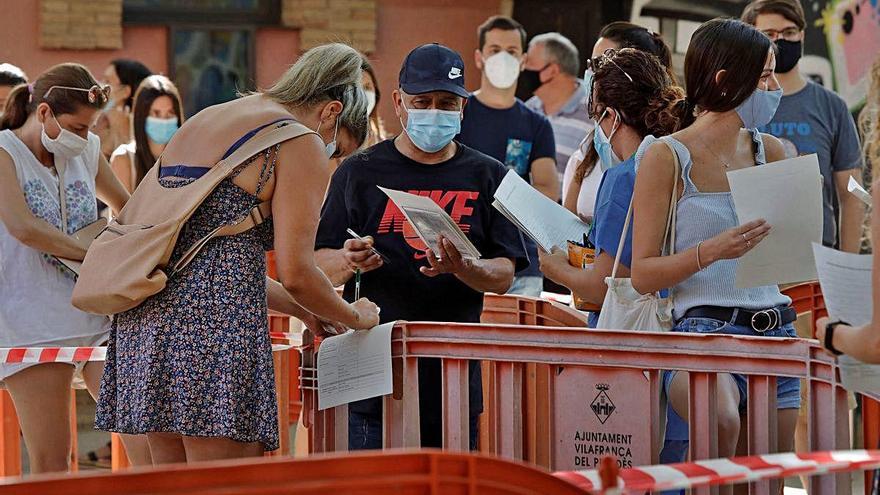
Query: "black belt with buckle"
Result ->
[[682, 305, 797, 333]]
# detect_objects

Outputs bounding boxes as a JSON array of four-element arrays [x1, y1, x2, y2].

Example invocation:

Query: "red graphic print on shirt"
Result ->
[[376, 190, 479, 259]]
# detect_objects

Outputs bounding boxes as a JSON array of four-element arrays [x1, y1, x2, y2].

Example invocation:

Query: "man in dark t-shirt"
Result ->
[[315, 43, 528, 450], [457, 15, 556, 297]]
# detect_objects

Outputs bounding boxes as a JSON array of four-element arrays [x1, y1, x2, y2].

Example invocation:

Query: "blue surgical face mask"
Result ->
[[593, 109, 622, 172], [145, 116, 179, 145], [400, 101, 461, 153], [735, 86, 782, 129], [583, 68, 594, 111]]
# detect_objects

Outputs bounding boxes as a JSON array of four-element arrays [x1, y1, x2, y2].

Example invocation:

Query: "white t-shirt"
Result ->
[[0, 130, 110, 348], [561, 136, 602, 219]]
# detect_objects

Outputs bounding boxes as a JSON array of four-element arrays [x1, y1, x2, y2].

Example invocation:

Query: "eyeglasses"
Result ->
[[761, 27, 801, 42], [44, 84, 111, 104], [585, 48, 633, 118]]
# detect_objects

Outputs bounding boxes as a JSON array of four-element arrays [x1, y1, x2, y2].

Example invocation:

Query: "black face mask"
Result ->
[[517, 65, 549, 100], [775, 39, 802, 74]]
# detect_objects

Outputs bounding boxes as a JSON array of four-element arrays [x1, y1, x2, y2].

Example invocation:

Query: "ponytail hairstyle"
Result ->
[[598, 21, 676, 83], [860, 56, 880, 180], [575, 48, 684, 183], [131, 75, 184, 187], [672, 18, 773, 129], [1, 63, 107, 131], [264, 43, 369, 148]]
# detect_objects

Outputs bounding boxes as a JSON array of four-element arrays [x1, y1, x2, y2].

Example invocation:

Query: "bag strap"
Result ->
[[660, 140, 680, 256], [610, 139, 681, 279], [168, 121, 317, 276]]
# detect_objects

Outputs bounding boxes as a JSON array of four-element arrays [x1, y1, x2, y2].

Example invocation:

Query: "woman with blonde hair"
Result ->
[[816, 55, 880, 361], [95, 43, 380, 464]]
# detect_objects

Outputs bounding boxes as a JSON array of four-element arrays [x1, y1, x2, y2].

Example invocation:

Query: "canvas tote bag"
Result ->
[[72, 121, 315, 315], [595, 139, 680, 331]]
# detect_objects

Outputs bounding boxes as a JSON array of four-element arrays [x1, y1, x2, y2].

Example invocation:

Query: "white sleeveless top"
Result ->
[[0, 130, 110, 347]]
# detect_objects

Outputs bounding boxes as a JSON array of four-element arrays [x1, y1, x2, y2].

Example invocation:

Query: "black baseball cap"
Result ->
[[398, 43, 469, 98]]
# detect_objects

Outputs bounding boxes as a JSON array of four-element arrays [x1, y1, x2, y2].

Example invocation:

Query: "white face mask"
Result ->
[[365, 90, 377, 116], [41, 111, 89, 159], [483, 51, 522, 89], [317, 116, 340, 158]]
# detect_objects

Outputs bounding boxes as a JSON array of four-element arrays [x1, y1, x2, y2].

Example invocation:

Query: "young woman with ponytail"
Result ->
[[538, 48, 684, 325], [0, 63, 134, 473], [562, 22, 675, 221], [630, 19, 798, 480]]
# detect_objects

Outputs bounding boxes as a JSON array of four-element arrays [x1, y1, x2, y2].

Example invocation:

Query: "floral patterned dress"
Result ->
[[96, 143, 280, 450]]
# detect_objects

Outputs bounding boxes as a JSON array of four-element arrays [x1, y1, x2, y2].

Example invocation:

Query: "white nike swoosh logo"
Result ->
[[448, 70, 462, 79]]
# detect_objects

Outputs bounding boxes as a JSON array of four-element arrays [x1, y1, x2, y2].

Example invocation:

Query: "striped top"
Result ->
[[526, 80, 593, 187], [661, 132, 790, 320]]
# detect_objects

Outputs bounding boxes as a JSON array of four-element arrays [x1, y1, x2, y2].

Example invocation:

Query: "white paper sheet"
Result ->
[[847, 175, 872, 206], [378, 186, 481, 259], [728, 154, 823, 288], [317, 322, 394, 411], [492, 170, 590, 252], [812, 243, 880, 395]]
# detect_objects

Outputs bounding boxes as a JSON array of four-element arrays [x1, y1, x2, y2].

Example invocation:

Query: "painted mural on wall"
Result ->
[[801, 0, 880, 110]]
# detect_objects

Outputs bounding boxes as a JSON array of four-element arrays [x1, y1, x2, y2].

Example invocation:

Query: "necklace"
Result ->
[[696, 133, 735, 169]]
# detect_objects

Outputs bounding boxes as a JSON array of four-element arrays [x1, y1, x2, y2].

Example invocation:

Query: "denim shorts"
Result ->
[[661, 315, 802, 462]]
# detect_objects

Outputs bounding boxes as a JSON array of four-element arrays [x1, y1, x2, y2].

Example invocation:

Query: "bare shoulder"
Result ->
[[758, 132, 787, 162]]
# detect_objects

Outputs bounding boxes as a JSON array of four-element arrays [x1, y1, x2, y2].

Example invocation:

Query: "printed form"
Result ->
[[317, 322, 394, 411], [812, 243, 880, 395], [492, 169, 590, 252], [728, 154, 823, 288]]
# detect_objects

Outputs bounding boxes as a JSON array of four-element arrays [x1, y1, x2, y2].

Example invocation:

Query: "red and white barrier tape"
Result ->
[[554, 450, 880, 493], [0, 336, 298, 364]]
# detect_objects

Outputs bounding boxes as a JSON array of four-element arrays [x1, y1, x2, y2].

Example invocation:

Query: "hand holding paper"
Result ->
[[727, 154, 823, 288], [317, 322, 395, 410], [812, 243, 880, 395]]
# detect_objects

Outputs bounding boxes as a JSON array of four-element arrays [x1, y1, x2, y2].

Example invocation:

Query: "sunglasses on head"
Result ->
[[44, 84, 111, 104]]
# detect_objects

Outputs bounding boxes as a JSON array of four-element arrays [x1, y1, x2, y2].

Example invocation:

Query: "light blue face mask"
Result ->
[[735, 86, 783, 129], [401, 102, 461, 153], [144, 116, 179, 145], [593, 109, 622, 172]]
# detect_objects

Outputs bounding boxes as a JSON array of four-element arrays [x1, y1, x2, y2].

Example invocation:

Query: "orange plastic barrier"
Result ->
[[0, 450, 585, 495], [301, 318, 880, 495], [782, 281, 827, 339]]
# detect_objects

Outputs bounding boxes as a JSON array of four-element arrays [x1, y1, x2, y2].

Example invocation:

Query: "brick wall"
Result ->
[[282, 0, 377, 53], [40, 0, 123, 49]]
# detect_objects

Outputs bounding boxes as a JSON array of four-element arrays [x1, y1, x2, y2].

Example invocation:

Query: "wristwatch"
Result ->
[[823, 320, 849, 356]]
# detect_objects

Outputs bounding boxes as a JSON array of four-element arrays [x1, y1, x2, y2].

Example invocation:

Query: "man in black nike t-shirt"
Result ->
[[315, 43, 528, 450]]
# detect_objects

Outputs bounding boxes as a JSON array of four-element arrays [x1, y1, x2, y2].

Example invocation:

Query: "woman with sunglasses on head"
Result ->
[[110, 75, 184, 193], [562, 22, 675, 223], [0, 63, 132, 473], [538, 47, 684, 326], [630, 19, 797, 483]]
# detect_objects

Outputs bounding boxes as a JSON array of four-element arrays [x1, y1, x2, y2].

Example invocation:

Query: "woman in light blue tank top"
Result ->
[[630, 19, 801, 474]]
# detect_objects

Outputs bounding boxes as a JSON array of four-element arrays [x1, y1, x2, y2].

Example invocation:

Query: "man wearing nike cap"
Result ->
[[315, 43, 528, 450], [458, 15, 557, 297]]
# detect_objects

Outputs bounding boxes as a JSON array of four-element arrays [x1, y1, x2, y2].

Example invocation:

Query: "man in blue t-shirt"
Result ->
[[457, 15, 556, 297], [743, 0, 864, 252]]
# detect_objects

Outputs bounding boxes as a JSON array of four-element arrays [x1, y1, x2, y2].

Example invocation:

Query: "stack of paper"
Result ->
[[847, 175, 872, 206], [812, 243, 880, 395], [492, 170, 590, 253], [728, 154, 823, 288], [379, 186, 481, 259]]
